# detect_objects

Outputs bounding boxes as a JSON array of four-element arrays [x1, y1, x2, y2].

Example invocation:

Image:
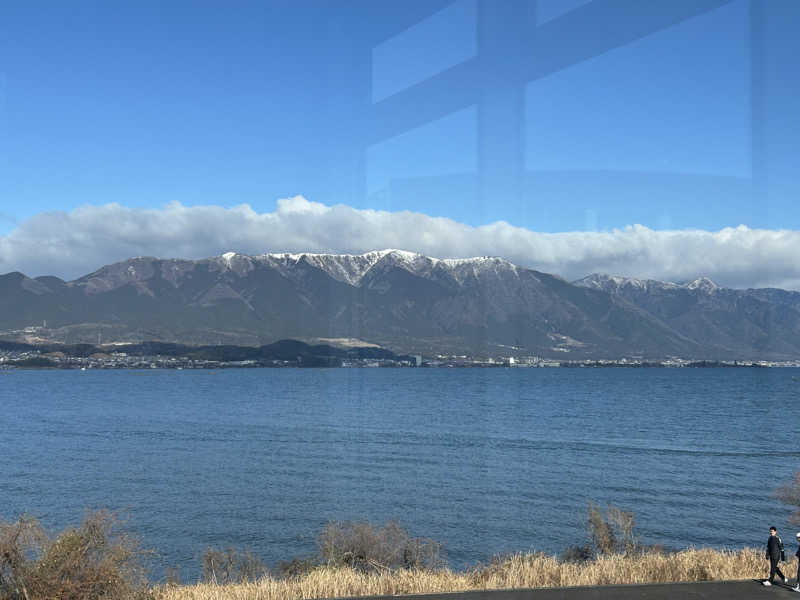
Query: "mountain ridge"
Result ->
[[2, 250, 799, 360]]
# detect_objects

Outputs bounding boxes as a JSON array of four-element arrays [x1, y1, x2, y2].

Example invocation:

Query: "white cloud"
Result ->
[[2, 197, 800, 291]]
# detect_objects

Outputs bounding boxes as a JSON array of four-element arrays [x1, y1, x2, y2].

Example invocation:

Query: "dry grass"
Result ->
[[154, 547, 782, 600]]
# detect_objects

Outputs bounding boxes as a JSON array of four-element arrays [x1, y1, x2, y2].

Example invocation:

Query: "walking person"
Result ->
[[764, 526, 787, 586], [793, 532, 800, 592]]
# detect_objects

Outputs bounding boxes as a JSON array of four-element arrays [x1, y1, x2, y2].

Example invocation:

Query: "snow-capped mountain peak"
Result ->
[[575, 273, 720, 293], [573, 273, 669, 292], [213, 251, 255, 276], [686, 277, 719, 292], [257, 250, 399, 285], [255, 249, 516, 286]]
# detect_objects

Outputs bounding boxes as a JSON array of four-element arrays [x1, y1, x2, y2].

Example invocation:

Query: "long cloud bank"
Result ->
[[2, 196, 800, 291]]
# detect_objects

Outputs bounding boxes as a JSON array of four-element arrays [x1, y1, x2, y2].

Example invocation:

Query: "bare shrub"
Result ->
[[776, 471, 800, 524], [588, 502, 616, 556], [277, 557, 316, 580], [0, 510, 152, 600], [0, 515, 46, 600], [164, 565, 182, 586], [606, 504, 637, 554], [319, 521, 445, 573], [587, 502, 639, 557], [201, 547, 267, 584], [560, 545, 593, 563]]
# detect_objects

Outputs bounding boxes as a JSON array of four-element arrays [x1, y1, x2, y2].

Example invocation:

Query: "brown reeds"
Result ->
[[154, 547, 780, 600], [3, 509, 792, 600]]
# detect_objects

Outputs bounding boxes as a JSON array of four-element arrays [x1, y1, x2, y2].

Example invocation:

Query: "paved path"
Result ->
[[347, 581, 799, 600]]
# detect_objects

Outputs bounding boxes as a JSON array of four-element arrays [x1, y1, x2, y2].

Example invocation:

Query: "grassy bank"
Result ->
[[3, 511, 792, 600], [154, 547, 781, 600]]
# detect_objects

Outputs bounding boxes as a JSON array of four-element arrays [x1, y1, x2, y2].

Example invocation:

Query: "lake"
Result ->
[[1, 367, 798, 580]]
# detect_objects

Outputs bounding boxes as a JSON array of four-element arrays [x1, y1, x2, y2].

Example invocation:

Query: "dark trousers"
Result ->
[[769, 556, 785, 582]]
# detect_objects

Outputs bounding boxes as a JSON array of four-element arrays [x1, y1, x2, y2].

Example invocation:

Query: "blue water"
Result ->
[[1, 368, 799, 581]]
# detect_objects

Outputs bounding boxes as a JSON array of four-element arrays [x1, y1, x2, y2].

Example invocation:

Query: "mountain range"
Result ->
[[2, 249, 799, 360]]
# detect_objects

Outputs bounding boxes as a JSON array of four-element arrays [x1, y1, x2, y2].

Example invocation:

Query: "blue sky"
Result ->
[[1, 0, 799, 287]]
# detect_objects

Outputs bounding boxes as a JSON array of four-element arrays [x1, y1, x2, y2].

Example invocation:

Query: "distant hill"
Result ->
[[0, 338, 408, 365], [2, 250, 800, 360], [573, 273, 800, 359]]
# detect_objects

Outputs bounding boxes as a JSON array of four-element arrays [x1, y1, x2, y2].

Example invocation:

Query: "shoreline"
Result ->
[[2, 360, 797, 370], [3, 339, 800, 370]]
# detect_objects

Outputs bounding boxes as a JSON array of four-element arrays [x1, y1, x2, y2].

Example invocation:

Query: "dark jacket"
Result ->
[[767, 535, 783, 560]]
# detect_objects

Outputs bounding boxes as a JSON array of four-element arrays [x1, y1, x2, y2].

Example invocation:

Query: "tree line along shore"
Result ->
[[3, 339, 799, 370]]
